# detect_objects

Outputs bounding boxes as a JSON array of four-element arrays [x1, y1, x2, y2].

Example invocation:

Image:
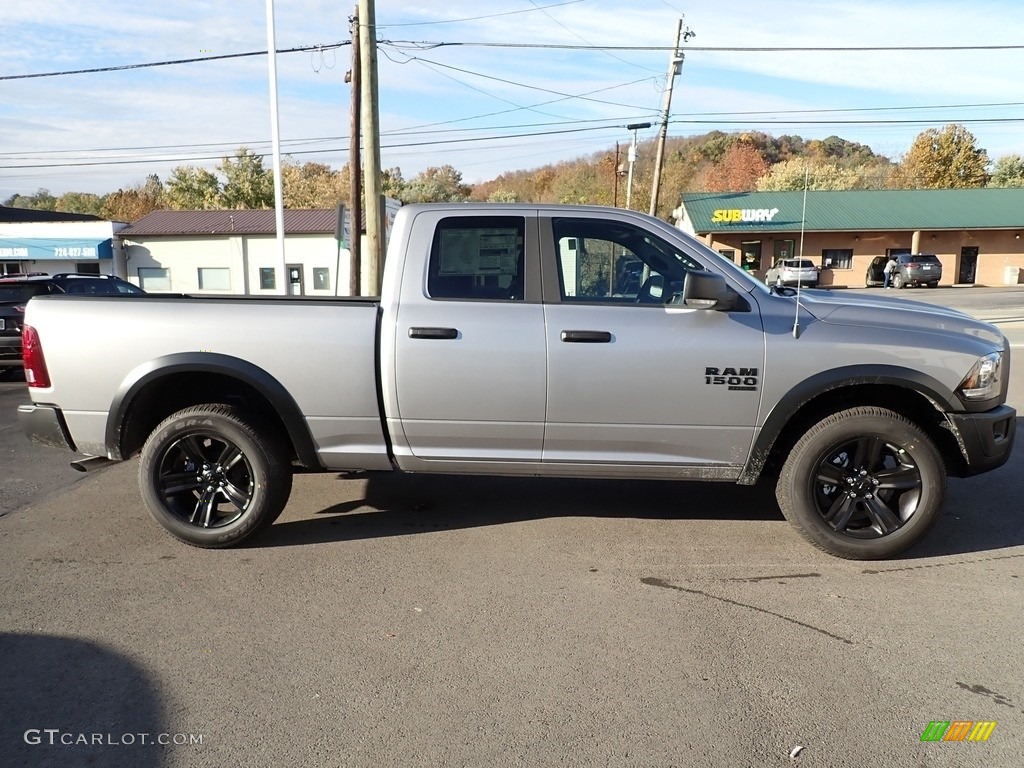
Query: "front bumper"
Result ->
[[18, 403, 77, 452], [946, 404, 1016, 477]]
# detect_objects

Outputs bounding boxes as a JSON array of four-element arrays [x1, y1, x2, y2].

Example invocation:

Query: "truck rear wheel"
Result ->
[[139, 405, 292, 548], [776, 407, 945, 560]]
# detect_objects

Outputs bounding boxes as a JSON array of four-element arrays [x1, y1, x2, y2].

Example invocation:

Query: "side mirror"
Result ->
[[676, 271, 737, 311]]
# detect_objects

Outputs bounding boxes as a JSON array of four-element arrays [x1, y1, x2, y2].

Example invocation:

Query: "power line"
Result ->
[[387, 40, 1024, 52], [0, 43, 349, 81], [377, 0, 586, 27]]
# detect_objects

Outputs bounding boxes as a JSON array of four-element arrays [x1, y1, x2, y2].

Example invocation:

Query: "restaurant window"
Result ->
[[822, 249, 853, 270], [718, 249, 736, 263], [259, 268, 276, 290]]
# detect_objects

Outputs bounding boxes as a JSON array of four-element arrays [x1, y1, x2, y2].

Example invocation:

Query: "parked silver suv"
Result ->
[[765, 258, 819, 287]]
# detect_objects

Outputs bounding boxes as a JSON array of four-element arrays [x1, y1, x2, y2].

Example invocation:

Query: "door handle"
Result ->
[[409, 327, 459, 339], [560, 330, 611, 343]]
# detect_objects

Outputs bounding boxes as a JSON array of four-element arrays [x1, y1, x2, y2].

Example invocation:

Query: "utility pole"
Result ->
[[358, 0, 384, 294], [613, 142, 620, 208], [625, 122, 650, 211], [347, 6, 361, 296], [648, 18, 693, 219]]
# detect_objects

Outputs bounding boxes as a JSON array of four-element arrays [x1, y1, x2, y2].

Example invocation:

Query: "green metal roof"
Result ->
[[680, 188, 1024, 233]]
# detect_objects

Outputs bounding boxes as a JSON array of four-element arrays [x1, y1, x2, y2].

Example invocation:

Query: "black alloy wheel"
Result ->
[[139, 405, 292, 547], [776, 406, 944, 559]]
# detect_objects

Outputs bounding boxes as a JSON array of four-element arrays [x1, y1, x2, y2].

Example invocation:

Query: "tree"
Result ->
[[400, 165, 470, 203], [281, 160, 347, 208], [757, 159, 862, 191], [889, 124, 989, 189], [380, 167, 406, 200], [55, 192, 103, 215], [219, 148, 273, 209], [100, 186, 163, 221], [989, 154, 1024, 188], [4, 189, 57, 211], [165, 166, 222, 210], [700, 142, 769, 192]]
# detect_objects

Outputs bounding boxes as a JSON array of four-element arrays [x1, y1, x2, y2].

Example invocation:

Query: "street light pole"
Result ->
[[624, 122, 651, 211]]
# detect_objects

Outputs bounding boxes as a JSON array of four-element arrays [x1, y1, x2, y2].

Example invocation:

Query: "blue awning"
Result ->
[[0, 237, 113, 260]]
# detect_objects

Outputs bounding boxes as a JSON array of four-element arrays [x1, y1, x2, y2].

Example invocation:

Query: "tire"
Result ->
[[776, 407, 945, 560], [892, 273, 904, 289], [139, 405, 293, 548]]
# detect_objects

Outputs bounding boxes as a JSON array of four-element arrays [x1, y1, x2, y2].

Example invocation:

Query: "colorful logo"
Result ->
[[920, 721, 996, 742]]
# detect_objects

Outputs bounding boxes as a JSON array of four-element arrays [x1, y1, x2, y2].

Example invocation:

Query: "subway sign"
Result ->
[[711, 207, 780, 224]]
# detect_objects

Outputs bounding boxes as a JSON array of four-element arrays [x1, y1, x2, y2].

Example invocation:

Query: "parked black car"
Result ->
[[866, 253, 943, 289], [0, 274, 145, 374]]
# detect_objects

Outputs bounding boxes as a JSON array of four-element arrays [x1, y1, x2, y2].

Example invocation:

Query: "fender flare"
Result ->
[[738, 364, 957, 484], [105, 352, 321, 468]]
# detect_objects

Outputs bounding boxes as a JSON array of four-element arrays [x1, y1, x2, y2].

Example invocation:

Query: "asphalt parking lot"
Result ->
[[1, 287, 1023, 767]]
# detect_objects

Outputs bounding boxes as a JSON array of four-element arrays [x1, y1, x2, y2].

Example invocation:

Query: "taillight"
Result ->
[[22, 324, 51, 388]]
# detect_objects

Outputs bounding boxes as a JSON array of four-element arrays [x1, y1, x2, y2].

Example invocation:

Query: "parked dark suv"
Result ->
[[0, 274, 145, 375], [866, 253, 942, 289]]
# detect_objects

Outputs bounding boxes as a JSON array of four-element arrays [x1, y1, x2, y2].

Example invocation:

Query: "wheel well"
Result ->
[[118, 372, 297, 463], [757, 384, 965, 482]]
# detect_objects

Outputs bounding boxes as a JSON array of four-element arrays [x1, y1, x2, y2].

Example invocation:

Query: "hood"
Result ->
[[793, 289, 1005, 347]]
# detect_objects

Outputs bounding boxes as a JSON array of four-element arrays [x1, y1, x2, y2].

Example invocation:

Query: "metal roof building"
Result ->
[[674, 188, 1024, 287]]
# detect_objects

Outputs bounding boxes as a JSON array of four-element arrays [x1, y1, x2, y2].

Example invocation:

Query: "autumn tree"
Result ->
[[165, 166, 222, 210], [989, 154, 1024, 188], [699, 142, 769, 192], [889, 124, 989, 189], [380, 167, 406, 200], [100, 175, 164, 221], [281, 160, 347, 208], [757, 159, 862, 191]]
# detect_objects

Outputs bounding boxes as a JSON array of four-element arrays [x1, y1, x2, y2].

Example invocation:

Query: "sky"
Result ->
[[2, 0, 1024, 200]]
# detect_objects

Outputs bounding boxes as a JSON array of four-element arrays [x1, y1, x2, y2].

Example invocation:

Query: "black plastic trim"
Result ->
[[18, 403, 77, 453], [104, 353, 321, 468], [945, 405, 1017, 477], [739, 364, 961, 484]]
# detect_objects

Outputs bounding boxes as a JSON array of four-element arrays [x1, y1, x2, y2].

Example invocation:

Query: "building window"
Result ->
[[138, 267, 171, 290], [313, 267, 330, 290], [822, 249, 853, 270], [774, 239, 795, 260], [718, 249, 736, 263], [259, 268, 276, 290], [198, 267, 231, 291]]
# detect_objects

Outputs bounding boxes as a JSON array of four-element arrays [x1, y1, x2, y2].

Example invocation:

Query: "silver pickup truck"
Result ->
[[18, 203, 1016, 559]]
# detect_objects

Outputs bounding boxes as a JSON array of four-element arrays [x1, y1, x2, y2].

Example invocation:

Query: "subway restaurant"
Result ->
[[673, 188, 1024, 287]]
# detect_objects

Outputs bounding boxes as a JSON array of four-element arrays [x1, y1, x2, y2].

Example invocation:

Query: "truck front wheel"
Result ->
[[139, 405, 293, 548], [776, 407, 945, 560]]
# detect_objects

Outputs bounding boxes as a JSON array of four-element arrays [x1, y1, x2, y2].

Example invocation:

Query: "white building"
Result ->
[[0, 206, 127, 277], [118, 209, 359, 295]]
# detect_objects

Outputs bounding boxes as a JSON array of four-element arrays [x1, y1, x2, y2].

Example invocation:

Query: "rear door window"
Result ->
[[427, 216, 525, 301]]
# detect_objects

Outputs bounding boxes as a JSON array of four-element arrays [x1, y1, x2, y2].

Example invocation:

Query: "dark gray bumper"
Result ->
[[947, 404, 1016, 477], [18, 403, 77, 452]]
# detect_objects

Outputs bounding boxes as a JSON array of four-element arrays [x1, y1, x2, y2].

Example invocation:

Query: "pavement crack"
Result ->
[[641, 576, 854, 645], [955, 682, 1015, 708], [727, 572, 821, 583]]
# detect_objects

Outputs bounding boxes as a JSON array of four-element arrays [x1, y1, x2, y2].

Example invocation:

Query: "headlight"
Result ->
[[958, 352, 1002, 400]]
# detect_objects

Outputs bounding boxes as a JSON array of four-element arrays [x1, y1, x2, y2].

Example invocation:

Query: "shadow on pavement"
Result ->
[[258, 418, 1024, 560], [257, 471, 783, 548], [0, 633, 166, 768]]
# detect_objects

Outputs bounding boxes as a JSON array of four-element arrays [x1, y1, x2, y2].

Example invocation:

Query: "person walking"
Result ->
[[883, 255, 899, 288]]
